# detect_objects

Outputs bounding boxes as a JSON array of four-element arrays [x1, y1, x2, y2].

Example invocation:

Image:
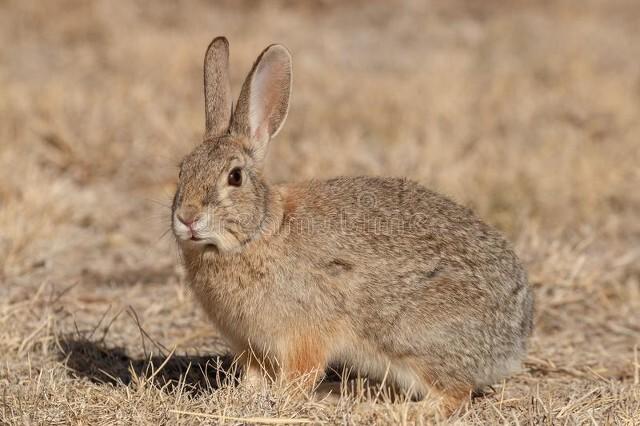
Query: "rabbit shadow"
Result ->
[[58, 337, 237, 396], [58, 337, 408, 402]]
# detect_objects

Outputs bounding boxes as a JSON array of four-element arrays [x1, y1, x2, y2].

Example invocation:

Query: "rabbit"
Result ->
[[171, 36, 534, 415]]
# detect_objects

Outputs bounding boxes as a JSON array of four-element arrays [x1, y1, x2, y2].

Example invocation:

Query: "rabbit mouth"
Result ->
[[188, 236, 214, 247], [186, 235, 218, 251]]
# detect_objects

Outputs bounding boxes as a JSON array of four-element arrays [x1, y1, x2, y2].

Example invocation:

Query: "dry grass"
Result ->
[[1, 0, 640, 424]]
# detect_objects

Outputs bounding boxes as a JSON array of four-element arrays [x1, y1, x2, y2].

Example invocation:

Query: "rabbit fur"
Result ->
[[171, 36, 534, 414]]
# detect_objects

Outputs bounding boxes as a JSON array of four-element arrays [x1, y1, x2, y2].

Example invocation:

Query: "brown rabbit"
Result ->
[[171, 36, 534, 415]]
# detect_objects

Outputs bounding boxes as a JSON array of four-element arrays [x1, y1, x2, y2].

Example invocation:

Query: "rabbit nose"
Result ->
[[177, 214, 194, 227], [177, 206, 199, 227]]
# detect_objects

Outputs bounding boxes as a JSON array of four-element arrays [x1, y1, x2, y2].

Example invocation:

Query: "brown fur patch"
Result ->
[[281, 186, 303, 219], [284, 332, 328, 381], [408, 359, 473, 416], [435, 386, 473, 417]]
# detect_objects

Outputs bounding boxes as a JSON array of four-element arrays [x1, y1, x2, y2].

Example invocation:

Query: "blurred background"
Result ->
[[1, 1, 639, 422]]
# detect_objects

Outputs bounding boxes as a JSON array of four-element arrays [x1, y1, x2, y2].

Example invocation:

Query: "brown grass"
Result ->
[[1, 0, 640, 424]]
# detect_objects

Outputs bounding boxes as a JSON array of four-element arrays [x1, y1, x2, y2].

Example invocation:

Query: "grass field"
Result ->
[[1, 0, 640, 424]]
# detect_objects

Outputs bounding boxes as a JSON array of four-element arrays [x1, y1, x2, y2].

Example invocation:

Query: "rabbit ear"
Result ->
[[232, 44, 292, 161], [204, 36, 233, 138]]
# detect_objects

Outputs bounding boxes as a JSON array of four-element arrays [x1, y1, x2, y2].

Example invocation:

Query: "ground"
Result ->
[[1, 0, 639, 424]]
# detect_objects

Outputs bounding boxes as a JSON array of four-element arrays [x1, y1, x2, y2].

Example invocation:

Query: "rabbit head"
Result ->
[[172, 37, 291, 252]]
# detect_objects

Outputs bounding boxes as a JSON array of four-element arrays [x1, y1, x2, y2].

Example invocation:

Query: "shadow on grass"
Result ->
[[57, 334, 415, 402], [58, 337, 238, 396]]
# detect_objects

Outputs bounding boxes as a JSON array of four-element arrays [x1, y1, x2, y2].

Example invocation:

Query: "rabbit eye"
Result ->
[[228, 167, 242, 187]]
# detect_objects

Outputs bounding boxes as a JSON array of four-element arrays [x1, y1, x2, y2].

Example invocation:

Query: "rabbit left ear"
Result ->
[[203, 36, 233, 138], [232, 44, 292, 161]]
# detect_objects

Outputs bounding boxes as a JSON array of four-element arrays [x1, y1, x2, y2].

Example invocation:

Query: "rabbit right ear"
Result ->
[[203, 36, 232, 138], [231, 44, 292, 162]]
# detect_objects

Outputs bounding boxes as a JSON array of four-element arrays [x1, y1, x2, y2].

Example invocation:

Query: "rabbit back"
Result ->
[[275, 176, 533, 387]]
